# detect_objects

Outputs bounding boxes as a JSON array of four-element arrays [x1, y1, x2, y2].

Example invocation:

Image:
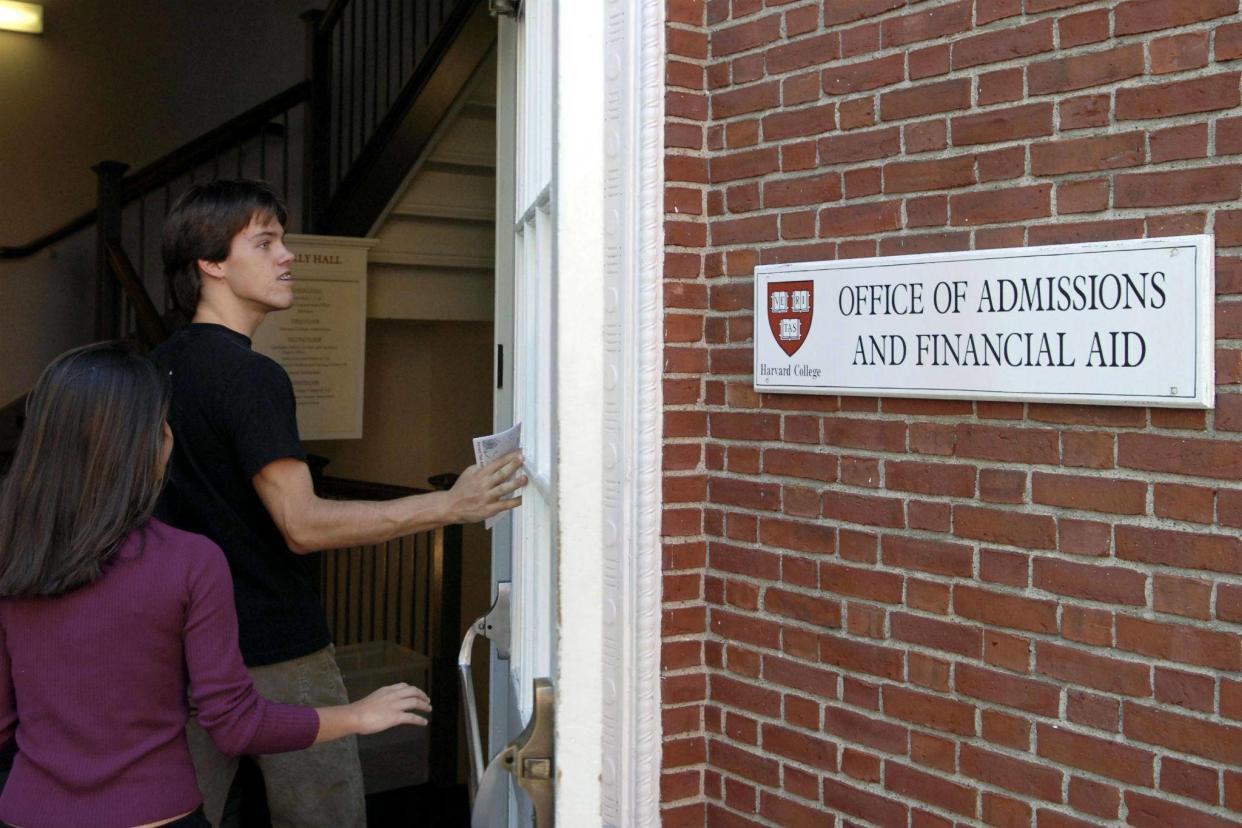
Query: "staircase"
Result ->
[[0, 0, 495, 456]]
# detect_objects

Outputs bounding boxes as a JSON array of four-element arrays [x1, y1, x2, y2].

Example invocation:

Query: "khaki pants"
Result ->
[[186, 645, 365, 828]]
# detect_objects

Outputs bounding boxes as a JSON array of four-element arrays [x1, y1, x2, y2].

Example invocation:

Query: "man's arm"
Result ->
[[254, 451, 525, 554]]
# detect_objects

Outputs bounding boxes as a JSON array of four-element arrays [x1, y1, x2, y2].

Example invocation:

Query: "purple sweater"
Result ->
[[0, 519, 320, 828]]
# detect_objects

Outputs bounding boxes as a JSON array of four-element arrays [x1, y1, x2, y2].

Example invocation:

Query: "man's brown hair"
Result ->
[[161, 179, 288, 312]]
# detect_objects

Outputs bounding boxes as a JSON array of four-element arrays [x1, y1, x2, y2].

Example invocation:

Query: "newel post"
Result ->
[[92, 160, 128, 340]]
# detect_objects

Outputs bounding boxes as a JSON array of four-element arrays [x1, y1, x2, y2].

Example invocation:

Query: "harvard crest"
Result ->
[[767, 280, 814, 357]]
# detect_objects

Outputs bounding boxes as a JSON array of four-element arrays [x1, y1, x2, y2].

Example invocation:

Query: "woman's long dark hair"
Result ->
[[0, 342, 170, 596]]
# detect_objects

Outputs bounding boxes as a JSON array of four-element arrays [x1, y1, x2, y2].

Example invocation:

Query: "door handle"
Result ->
[[459, 582, 511, 804], [500, 677, 555, 828]]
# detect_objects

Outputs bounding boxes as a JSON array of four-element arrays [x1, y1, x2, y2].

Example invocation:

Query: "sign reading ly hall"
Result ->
[[753, 235, 1216, 409]]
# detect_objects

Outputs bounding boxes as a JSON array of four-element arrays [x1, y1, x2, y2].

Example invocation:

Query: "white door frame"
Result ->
[[490, 1, 663, 824], [555, 1, 665, 826]]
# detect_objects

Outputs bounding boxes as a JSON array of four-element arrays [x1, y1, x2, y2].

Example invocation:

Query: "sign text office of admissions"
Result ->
[[753, 236, 1215, 409]]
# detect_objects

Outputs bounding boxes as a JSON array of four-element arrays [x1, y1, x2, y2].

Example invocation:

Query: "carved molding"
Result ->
[[600, 0, 664, 824]]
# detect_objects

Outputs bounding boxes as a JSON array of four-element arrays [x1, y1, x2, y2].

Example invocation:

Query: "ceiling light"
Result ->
[[0, 2, 42, 35]]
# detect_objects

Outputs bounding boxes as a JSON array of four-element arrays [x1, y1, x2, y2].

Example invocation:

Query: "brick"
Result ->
[[822, 54, 905, 95], [1116, 524, 1242, 574], [891, 612, 983, 659], [885, 761, 976, 817], [1031, 471, 1146, 516], [763, 587, 840, 629], [954, 505, 1056, 550], [761, 104, 837, 142], [823, 704, 908, 755], [974, 147, 1022, 185], [819, 201, 903, 237], [710, 411, 780, 440], [767, 32, 840, 74], [955, 584, 1058, 634], [819, 126, 901, 164], [1031, 131, 1145, 176], [1036, 641, 1151, 697], [909, 44, 950, 80], [1118, 433, 1242, 481], [763, 172, 842, 208], [952, 20, 1053, 71], [823, 777, 908, 826], [1116, 615, 1241, 671], [710, 147, 779, 183], [1059, 94, 1110, 130], [881, 1, 972, 48], [1118, 72, 1242, 120], [710, 740, 781, 786], [1153, 575, 1213, 620], [766, 652, 837, 699], [713, 674, 781, 717], [1150, 32, 1210, 75], [1125, 702, 1242, 767], [1114, 0, 1237, 36], [1221, 21, 1242, 61], [980, 548, 1028, 587], [978, 68, 1024, 105], [884, 155, 976, 194], [1034, 558, 1146, 606], [1154, 666, 1214, 714], [763, 448, 837, 482], [881, 535, 972, 577], [961, 744, 1062, 801], [819, 633, 905, 680], [760, 723, 837, 772], [951, 184, 1051, 226], [984, 627, 1030, 672], [982, 710, 1030, 753], [956, 663, 1060, 717], [711, 14, 780, 57], [1061, 431, 1114, 469], [1159, 757, 1220, 805], [1059, 9, 1109, 47], [759, 791, 832, 826], [1029, 44, 1144, 95], [1116, 166, 1242, 208], [712, 81, 781, 120], [1068, 777, 1120, 820], [1036, 724, 1155, 786], [1067, 689, 1119, 731], [879, 79, 972, 122], [978, 469, 1026, 504], [1055, 179, 1108, 215]]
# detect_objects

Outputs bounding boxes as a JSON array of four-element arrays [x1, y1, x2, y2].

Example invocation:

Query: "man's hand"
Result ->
[[446, 451, 527, 524]]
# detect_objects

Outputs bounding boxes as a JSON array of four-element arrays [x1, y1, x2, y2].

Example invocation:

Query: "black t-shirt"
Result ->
[[152, 323, 330, 666]]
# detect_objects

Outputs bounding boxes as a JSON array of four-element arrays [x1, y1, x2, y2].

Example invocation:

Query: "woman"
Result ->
[[0, 342, 430, 828]]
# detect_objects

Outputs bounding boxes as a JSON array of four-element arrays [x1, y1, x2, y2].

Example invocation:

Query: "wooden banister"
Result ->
[[0, 82, 309, 261]]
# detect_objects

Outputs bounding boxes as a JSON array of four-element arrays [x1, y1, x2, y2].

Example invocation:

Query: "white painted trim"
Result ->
[[600, 0, 665, 825], [554, 0, 605, 825]]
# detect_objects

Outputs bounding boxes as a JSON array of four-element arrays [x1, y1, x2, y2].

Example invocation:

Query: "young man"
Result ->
[[153, 180, 524, 828]]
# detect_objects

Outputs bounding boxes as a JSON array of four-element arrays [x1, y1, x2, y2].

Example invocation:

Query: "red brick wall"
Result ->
[[662, 0, 1242, 825]]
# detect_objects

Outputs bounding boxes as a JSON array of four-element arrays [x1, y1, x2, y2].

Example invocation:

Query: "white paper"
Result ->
[[472, 422, 522, 529]]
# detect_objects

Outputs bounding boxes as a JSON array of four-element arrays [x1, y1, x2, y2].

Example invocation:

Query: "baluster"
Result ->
[[370, 0, 379, 135], [335, 22, 344, 189], [92, 161, 128, 340], [281, 111, 290, 202], [385, 0, 392, 110], [302, 9, 330, 231]]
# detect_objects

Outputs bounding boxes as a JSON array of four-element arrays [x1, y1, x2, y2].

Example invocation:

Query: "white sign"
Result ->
[[252, 234, 377, 439], [753, 235, 1215, 408]]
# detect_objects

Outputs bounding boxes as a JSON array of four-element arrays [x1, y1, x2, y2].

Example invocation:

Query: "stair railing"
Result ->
[[316, 472, 464, 788]]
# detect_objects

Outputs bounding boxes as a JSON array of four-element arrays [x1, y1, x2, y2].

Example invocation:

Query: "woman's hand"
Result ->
[[351, 683, 433, 735], [314, 683, 432, 744]]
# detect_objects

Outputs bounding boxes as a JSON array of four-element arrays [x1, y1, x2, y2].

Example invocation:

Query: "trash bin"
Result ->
[[334, 641, 432, 793]]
